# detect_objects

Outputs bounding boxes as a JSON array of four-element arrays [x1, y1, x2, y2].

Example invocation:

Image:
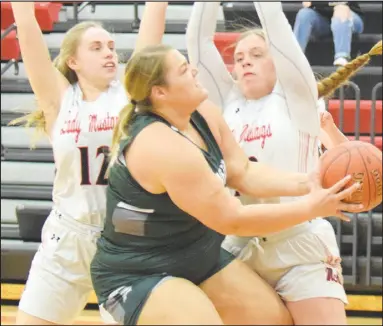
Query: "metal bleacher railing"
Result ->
[[324, 82, 382, 292], [72, 1, 141, 29], [0, 23, 19, 77]]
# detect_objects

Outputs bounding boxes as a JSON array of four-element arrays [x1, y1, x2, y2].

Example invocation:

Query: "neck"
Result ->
[[152, 106, 193, 132], [78, 77, 111, 102]]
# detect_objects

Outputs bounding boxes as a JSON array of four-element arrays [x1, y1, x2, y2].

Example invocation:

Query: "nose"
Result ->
[[103, 47, 114, 58], [241, 55, 253, 68]]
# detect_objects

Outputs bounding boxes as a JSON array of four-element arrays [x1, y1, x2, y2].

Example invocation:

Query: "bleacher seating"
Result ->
[[1, 2, 62, 31], [1, 1, 382, 301], [220, 2, 382, 101], [1, 26, 19, 62]]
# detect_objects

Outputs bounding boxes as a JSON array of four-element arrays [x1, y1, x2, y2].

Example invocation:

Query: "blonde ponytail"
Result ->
[[109, 101, 137, 167], [317, 40, 382, 98]]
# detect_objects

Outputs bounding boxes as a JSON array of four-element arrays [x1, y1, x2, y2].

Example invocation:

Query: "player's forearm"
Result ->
[[253, 1, 320, 136], [226, 200, 314, 236], [186, 2, 233, 108], [321, 124, 349, 149], [236, 162, 310, 198], [134, 2, 168, 53]]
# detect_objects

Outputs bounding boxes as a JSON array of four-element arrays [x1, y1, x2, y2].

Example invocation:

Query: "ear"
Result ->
[[66, 56, 78, 71], [150, 85, 167, 102]]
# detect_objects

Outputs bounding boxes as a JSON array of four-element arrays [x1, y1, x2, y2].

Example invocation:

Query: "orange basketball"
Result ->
[[320, 141, 383, 212]]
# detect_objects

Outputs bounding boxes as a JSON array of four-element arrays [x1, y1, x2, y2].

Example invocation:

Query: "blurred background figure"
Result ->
[[293, 1, 364, 66]]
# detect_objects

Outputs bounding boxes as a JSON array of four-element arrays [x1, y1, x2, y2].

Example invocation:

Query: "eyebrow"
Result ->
[[234, 46, 262, 56], [89, 40, 115, 46]]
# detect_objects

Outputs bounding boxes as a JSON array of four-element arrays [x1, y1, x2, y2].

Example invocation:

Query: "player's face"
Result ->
[[68, 27, 118, 87], [154, 49, 208, 111], [233, 34, 277, 100]]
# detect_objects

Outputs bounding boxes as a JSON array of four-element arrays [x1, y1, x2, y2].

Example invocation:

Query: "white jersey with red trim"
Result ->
[[50, 81, 128, 227], [223, 84, 325, 207], [187, 1, 326, 225]]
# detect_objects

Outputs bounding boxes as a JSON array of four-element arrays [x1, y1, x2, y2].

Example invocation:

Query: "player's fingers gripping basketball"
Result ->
[[331, 175, 362, 202], [308, 174, 362, 221], [328, 175, 363, 218], [329, 176, 364, 217]]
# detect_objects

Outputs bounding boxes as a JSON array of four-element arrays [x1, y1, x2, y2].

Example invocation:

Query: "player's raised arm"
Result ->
[[253, 1, 320, 136], [133, 2, 168, 55], [11, 2, 69, 132], [186, 2, 234, 109]]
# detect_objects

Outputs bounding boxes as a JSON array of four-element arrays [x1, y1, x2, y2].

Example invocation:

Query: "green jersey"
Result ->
[[91, 110, 230, 303]]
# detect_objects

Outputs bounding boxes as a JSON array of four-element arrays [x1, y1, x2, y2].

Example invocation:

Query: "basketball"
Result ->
[[320, 141, 383, 212]]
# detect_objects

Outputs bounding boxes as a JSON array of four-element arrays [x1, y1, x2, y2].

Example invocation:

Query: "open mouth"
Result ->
[[103, 62, 116, 68]]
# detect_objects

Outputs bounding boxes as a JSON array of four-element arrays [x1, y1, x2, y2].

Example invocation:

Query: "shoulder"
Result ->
[[109, 80, 129, 105], [125, 118, 210, 192], [197, 100, 225, 145], [126, 119, 193, 164]]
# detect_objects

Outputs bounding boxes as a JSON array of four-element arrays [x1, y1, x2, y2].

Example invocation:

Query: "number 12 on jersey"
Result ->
[[78, 146, 110, 185]]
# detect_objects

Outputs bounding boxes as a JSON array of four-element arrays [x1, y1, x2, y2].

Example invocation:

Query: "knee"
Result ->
[[260, 298, 294, 325], [269, 309, 294, 326], [332, 5, 352, 22], [331, 15, 353, 31], [295, 8, 317, 24]]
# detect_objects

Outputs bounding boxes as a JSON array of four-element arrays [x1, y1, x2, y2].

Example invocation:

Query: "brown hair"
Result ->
[[109, 44, 173, 167], [233, 29, 382, 98], [9, 21, 103, 140]]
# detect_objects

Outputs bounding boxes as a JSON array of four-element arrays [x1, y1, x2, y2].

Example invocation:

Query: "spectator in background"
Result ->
[[293, 2, 364, 66]]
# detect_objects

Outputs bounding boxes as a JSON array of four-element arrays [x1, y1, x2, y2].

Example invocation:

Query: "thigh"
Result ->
[[102, 276, 223, 325], [18, 253, 92, 325], [200, 259, 293, 325], [311, 12, 332, 38], [16, 310, 58, 326], [261, 220, 347, 304], [286, 298, 347, 325], [351, 11, 364, 34], [276, 263, 347, 305], [18, 218, 96, 324]]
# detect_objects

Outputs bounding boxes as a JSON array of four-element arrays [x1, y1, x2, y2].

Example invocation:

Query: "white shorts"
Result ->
[[18, 208, 102, 325], [222, 219, 348, 304]]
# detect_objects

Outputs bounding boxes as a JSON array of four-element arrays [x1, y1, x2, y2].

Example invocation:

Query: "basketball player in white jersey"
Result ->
[[186, 2, 355, 325], [10, 2, 169, 324]]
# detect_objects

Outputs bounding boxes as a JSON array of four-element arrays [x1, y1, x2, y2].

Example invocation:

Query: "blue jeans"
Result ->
[[293, 7, 364, 60]]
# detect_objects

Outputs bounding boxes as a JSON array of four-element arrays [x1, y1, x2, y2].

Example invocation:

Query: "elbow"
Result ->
[[215, 205, 244, 236], [186, 28, 200, 54]]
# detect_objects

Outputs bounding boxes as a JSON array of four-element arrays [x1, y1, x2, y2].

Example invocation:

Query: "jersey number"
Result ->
[[78, 146, 110, 185], [235, 156, 258, 197]]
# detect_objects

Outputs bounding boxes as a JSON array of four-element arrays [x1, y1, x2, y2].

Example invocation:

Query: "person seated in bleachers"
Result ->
[[293, 1, 364, 66]]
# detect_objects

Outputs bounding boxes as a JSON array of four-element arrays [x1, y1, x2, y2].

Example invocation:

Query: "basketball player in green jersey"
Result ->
[[89, 42, 362, 325]]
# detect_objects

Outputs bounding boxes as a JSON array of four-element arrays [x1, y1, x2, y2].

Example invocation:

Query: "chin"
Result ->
[[199, 87, 209, 100]]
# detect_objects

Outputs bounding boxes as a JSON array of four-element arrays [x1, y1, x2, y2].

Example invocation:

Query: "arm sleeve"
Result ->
[[186, 2, 234, 110], [254, 1, 320, 136]]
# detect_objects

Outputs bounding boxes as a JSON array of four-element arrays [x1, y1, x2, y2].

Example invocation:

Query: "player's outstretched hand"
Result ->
[[320, 111, 335, 131], [305, 166, 363, 221]]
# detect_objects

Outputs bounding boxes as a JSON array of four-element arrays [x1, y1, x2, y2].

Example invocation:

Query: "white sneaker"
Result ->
[[333, 57, 349, 67]]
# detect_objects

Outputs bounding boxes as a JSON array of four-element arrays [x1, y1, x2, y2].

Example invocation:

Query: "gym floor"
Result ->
[[1, 283, 382, 325], [1, 305, 382, 325]]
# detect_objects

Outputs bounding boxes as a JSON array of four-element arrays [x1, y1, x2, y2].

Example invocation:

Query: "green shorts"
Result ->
[[98, 248, 234, 325]]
